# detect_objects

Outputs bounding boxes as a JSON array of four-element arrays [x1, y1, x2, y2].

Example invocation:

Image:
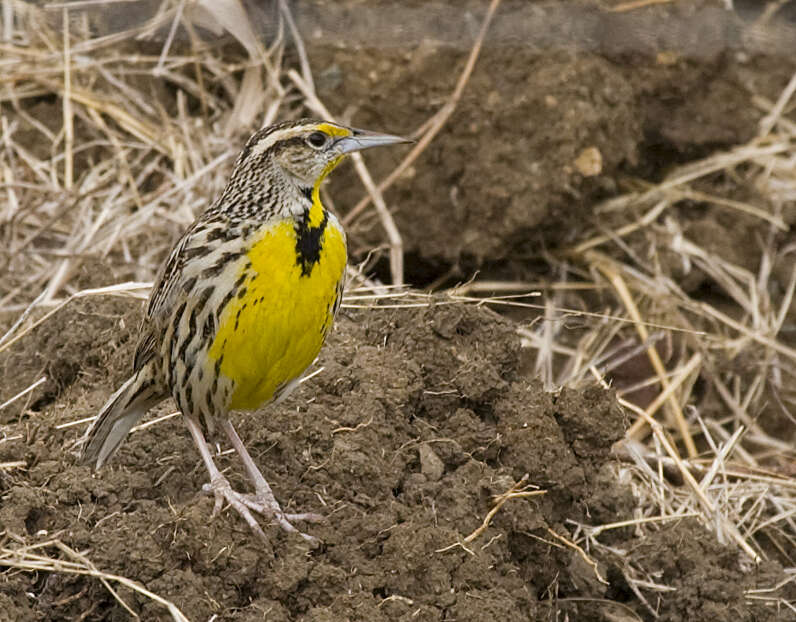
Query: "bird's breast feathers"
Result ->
[[207, 212, 347, 410]]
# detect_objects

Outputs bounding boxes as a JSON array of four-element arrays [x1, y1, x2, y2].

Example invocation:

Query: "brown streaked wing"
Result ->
[[133, 327, 158, 372], [134, 223, 199, 373], [146, 230, 191, 319]]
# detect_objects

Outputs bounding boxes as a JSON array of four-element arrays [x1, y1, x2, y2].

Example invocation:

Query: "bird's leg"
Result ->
[[219, 419, 324, 535], [184, 414, 284, 544]]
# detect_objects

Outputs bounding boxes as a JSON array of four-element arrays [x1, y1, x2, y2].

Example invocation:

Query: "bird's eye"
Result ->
[[306, 131, 327, 149]]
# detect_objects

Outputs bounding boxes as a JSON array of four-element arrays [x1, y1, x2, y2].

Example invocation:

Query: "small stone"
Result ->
[[656, 50, 679, 66], [418, 443, 444, 481], [573, 146, 603, 177]]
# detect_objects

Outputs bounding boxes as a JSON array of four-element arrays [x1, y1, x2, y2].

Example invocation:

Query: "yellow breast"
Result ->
[[207, 214, 346, 411]]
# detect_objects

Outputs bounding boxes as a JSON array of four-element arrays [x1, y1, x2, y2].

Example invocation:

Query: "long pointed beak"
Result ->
[[334, 128, 413, 154]]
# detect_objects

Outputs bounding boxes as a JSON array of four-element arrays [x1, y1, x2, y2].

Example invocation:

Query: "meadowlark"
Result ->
[[80, 119, 409, 543]]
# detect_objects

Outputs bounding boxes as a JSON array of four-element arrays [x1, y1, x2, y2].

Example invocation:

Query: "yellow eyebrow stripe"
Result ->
[[315, 122, 351, 138]]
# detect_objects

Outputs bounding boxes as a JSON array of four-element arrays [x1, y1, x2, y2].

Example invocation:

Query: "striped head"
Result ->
[[215, 119, 409, 220]]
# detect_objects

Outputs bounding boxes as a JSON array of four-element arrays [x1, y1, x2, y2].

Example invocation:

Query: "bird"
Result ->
[[80, 119, 410, 543]]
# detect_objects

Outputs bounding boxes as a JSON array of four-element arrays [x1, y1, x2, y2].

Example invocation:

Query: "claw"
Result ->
[[202, 474, 321, 545], [186, 415, 322, 545]]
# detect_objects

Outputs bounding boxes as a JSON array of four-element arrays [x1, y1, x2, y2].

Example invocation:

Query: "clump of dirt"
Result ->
[[0, 301, 782, 621], [612, 520, 785, 622], [312, 1, 794, 287], [323, 45, 643, 271], [0, 285, 140, 424]]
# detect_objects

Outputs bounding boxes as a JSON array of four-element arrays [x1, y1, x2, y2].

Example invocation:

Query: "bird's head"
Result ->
[[223, 119, 409, 218]]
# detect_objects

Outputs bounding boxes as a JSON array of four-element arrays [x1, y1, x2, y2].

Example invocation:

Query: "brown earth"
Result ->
[[2, 0, 795, 620], [0, 299, 786, 621]]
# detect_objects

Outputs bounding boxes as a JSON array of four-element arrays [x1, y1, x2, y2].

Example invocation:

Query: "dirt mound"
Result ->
[[0, 301, 783, 621]]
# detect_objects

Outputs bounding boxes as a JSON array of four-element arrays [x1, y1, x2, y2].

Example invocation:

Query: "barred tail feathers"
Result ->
[[81, 372, 163, 470]]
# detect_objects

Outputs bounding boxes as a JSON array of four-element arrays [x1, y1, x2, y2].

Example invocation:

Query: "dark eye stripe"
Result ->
[[261, 136, 305, 159]]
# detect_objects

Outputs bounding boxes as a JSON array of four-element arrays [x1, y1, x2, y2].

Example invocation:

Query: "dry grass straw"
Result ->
[[437, 474, 547, 553], [1, 0, 794, 616], [0, 532, 189, 620], [510, 67, 796, 610]]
